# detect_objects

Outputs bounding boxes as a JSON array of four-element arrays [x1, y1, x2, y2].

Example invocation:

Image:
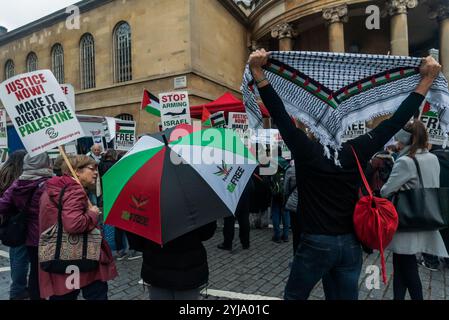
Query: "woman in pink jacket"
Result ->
[[39, 155, 117, 300]]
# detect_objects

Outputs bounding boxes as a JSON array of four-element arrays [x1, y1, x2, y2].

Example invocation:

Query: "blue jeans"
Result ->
[[9, 245, 30, 299], [49, 281, 108, 300], [271, 202, 290, 240], [284, 233, 362, 300]]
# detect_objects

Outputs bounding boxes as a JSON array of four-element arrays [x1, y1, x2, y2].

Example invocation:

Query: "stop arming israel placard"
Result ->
[[0, 70, 84, 157], [0, 109, 7, 149], [159, 91, 191, 130]]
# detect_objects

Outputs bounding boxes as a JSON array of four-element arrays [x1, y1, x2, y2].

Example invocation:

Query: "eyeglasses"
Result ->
[[84, 166, 98, 172]]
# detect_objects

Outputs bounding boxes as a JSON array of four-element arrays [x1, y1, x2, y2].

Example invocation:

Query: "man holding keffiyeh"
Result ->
[[248, 49, 442, 300]]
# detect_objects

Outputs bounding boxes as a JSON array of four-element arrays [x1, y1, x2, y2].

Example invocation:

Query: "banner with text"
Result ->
[[159, 91, 191, 130], [228, 112, 249, 131], [0, 70, 84, 157], [115, 120, 136, 151], [420, 112, 447, 145], [341, 121, 368, 142]]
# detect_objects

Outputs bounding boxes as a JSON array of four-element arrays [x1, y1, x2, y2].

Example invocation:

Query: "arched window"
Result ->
[[51, 44, 64, 83], [113, 22, 132, 83], [26, 52, 38, 72], [116, 113, 134, 121], [80, 33, 96, 89], [4, 60, 14, 79]]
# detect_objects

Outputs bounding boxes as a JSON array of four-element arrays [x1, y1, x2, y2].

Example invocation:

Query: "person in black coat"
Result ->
[[217, 178, 254, 251], [98, 149, 118, 179], [422, 146, 449, 270], [249, 50, 441, 300], [128, 222, 217, 300]]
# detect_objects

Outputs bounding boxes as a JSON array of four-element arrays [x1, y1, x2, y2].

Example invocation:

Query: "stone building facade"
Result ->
[[0, 0, 448, 134], [0, 0, 249, 134]]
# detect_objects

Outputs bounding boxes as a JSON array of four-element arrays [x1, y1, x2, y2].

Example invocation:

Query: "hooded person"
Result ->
[[0, 152, 53, 300], [0, 149, 28, 300]]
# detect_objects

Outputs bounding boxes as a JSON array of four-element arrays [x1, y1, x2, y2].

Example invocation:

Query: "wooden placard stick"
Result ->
[[58, 145, 93, 207]]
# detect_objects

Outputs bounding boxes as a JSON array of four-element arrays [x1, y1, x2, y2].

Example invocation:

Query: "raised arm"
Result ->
[[248, 49, 315, 161], [350, 56, 442, 163]]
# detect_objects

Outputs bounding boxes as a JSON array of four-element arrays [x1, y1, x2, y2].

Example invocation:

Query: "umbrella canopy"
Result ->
[[103, 124, 258, 245]]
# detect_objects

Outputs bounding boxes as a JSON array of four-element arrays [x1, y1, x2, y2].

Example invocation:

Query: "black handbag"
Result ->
[[0, 190, 35, 247], [394, 156, 449, 231]]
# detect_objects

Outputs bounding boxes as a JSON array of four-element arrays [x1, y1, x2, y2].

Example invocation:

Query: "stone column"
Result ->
[[385, 0, 418, 56], [271, 23, 297, 51], [429, 1, 449, 81], [322, 4, 348, 53]]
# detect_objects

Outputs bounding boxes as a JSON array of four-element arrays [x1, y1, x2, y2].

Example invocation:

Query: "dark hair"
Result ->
[[103, 149, 117, 161], [0, 150, 27, 195], [405, 121, 428, 158], [53, 155, 64, 176], [116, 150, 127, 160]]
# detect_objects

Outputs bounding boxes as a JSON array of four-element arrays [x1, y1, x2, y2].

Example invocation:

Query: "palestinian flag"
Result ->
[[142, 89, 161, 117], [116, 122, 135, 134], [202, 106, 212, 127], [422, 101, 438, 117], [210, 111, 226, 128]]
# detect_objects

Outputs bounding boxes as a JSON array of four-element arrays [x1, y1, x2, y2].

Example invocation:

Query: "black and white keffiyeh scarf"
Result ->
[[242, 51, 449, 150]]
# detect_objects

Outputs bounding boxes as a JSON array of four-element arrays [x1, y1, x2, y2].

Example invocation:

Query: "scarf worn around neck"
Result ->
[[242, 51, 449, 151]]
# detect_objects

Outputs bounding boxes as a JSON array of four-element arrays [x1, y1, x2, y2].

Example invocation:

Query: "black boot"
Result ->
[[217, 243, 232, 251]]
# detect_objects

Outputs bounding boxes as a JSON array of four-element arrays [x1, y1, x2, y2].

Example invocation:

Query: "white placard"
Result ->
[[0, 70, 84, 157], [228, 112, 248, 131], [64, 140, 77, 155], [60, 84, 75, 110], [174, 76, 187, 89], [115, 120, 136, 151], [421, 113, 446, 145], [159, 91, 191, 130]]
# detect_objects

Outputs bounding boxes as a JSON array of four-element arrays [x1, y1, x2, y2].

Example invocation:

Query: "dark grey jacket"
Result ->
[[284, 165, 298, 212]]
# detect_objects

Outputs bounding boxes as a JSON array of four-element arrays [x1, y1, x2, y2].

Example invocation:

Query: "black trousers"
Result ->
[[393, 253, 423, 300], [50, 281, 108, 300], [223, 210, 250, 248], [26, 246, 41, 300]]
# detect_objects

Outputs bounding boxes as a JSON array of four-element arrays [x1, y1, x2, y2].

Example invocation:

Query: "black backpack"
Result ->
[[0, 189, 35, 247], [270, 169, 286, 204]]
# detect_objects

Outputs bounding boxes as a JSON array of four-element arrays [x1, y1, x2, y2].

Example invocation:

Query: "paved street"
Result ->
[[0, 226, 448, 300]]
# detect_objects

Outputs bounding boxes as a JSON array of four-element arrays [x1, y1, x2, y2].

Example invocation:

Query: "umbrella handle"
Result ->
[[162, 134, 169, 146], [253, 173, 263, 182]]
